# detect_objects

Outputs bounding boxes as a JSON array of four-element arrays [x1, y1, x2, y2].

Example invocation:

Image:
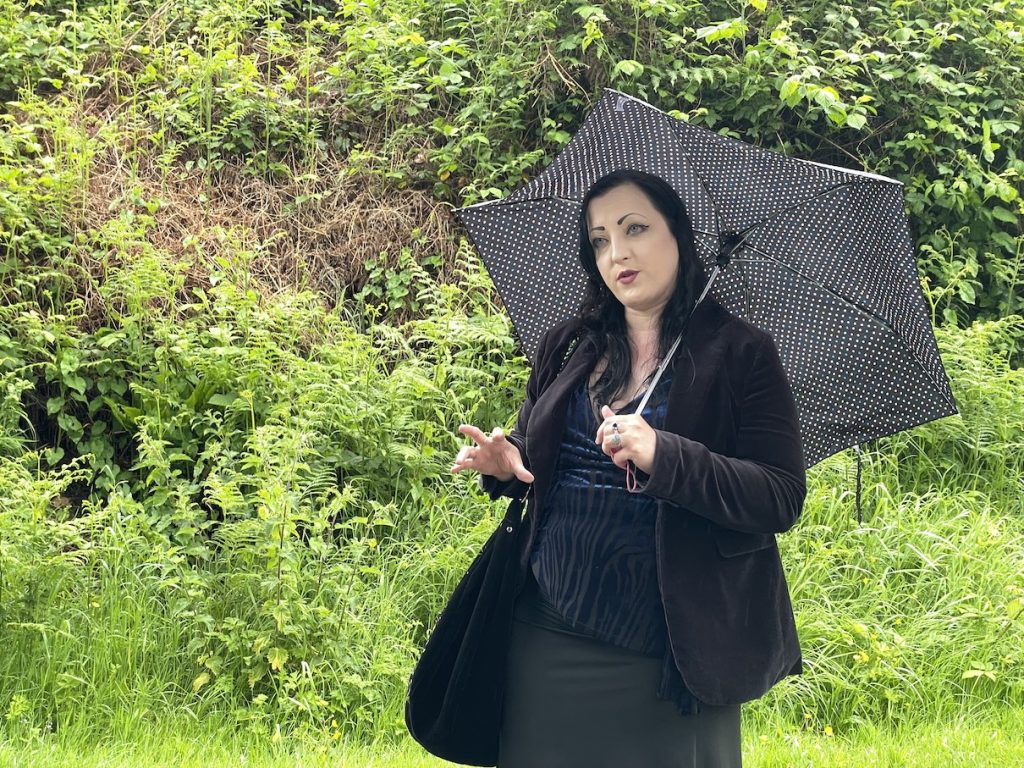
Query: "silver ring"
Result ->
[[611, 424, 622, 447]]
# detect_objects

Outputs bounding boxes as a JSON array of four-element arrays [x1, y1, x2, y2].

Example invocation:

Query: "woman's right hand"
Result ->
[[451, 425, 535, 484]]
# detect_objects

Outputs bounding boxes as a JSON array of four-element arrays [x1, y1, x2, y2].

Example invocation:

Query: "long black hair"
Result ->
[[577, 169, 705, 409]]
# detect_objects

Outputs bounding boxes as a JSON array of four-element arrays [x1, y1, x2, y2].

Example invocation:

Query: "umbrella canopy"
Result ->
[[455, 89, 957, 467]]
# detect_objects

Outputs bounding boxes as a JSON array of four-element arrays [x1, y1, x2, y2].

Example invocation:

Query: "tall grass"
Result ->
[[0, 0, 1022, 755], [2, 239, 1022, 747]]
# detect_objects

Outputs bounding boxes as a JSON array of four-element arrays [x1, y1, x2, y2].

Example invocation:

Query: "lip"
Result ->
[[617, 270, 638, 284]]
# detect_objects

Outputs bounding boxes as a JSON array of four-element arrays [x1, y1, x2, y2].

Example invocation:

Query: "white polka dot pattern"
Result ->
[[456, 89, 958, 467]]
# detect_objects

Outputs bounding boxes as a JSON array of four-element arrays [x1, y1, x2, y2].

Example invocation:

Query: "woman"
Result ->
[[452, 169, 806, 767]]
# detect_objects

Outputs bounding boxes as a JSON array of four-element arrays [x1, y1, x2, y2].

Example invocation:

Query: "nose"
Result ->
[[609, 236, 629, 262]]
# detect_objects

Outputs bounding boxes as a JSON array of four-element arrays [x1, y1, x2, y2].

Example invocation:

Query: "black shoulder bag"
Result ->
[[404, 492, 528, 766], [404, 331, 582, 766]]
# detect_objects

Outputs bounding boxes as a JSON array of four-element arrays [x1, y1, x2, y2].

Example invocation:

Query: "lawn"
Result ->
[[2, 710, 1021, 767]]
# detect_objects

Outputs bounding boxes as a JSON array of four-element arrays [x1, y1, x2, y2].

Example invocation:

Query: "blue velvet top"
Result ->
[[527, 372, 673, 658]]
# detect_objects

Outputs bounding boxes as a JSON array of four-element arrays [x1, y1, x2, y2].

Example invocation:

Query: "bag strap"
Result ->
[[508, 327, 582, 512], [557, 328, 584, 374]]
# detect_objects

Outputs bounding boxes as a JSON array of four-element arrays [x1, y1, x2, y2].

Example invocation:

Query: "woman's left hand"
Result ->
[[596, 405, 657, 474]]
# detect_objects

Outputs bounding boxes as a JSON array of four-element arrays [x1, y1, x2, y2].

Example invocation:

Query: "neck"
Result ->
[[624, 310, 662, 365], [624, 306, 662, 343]]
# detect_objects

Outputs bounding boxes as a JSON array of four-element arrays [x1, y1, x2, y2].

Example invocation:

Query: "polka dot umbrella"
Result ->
[[455, 89, 958, 468]]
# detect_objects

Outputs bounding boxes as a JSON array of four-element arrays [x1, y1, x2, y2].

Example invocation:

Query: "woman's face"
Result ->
[[586, 183, 680, 319]]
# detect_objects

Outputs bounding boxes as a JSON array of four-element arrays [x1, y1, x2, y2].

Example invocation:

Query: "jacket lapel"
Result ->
[[526, 335, 597, 507], [661, 299, 731, 437], [526, 298, 731, 506]]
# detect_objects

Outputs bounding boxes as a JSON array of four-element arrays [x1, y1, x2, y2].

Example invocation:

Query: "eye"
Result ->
[[627, 223, 648, 235], [591, 236, 607, 249]]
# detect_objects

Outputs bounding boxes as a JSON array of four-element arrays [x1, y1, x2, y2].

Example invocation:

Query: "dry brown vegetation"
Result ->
[[62, 123, 461, 329]]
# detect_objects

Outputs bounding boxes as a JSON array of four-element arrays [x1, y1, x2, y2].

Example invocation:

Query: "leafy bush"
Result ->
[[2, 242, 1023, 744], [3, 0, 1020, 319], [1, 234, 527, 740], [322, 0, 1022, 319], [1, 0, 1022, 750]]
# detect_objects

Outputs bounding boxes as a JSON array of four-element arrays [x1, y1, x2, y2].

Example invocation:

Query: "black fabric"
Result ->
[[483, 298, 806, 707], [499, 581, 741, 768], [528, 376, 670, 658], [404, 496, 528, 766]]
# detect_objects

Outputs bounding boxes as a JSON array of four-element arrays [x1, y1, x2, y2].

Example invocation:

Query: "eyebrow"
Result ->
[[589, 212, 647, 233]]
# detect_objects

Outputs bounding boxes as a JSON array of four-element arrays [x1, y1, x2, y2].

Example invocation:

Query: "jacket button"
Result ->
[[506, 526, 513, 533]]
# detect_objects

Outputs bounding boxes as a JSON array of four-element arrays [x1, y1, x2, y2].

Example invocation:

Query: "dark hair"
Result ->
[[577, 169, 705, 410]]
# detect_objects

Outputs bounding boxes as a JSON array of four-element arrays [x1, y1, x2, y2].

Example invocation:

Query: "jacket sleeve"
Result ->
[[638, 333, 806, 534], [478, 327, 563, 501]]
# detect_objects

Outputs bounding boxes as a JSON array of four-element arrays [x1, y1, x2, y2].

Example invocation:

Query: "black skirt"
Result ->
[[498, 574, 742, 768]]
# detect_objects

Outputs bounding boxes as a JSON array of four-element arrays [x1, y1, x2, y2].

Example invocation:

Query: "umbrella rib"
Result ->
[[678, 155, 729, 245], [692, 181, 880, 261], [735, 180, 865, 242], [731, 244, 957, 411]]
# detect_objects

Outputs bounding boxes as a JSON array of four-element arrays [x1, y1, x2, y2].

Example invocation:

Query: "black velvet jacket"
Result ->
[[482, 298, 806, 706]]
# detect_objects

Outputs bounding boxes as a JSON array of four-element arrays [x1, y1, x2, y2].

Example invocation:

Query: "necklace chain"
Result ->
[[590, 356, 661, 414]]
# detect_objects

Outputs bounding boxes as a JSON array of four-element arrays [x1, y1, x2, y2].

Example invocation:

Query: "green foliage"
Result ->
[[325, 0, 1023, 319], [0, 96, 92, 263], [3, 709, 1023, 765], [2, 235, 1023, 744], [0, 0, 1022, 752], [0, 233, 527, 740], [2, 0, 1021, 318], [880, 316, 1024, 501], [135, 8, 322, 176], [0, 1, 100, 100]]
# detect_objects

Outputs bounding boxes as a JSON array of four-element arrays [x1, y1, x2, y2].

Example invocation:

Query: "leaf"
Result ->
[[1008, 599, 1023, 620], [987, 120, 1019, 135], [268, 647, 289, 672], [696, 19, 748, 43], [185, 379, 213, 410], [95, 331, 126, 348], [574, 5, 608, 22], [813, 86, 841, 109], [65, 374, 87, 395], [990, 206, 1018, 224], [780, 76, 801, 104], [825, 105, 849, 126], [991, 232, 1017, 252], [612, 60, 645, 78], [749, 0, 767, 11], [846, 113, 867, 130], [103, 398, 141, 428], [192, 672, 211, 693], [962, 668, 996, 682]]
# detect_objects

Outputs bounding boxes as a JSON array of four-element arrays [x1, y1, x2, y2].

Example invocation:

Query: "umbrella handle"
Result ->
[[626, 267, 723, 495], [631, 267, 722, 419]]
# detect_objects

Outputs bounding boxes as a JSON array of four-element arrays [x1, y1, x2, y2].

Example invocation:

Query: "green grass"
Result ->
[[2, 710, 1022, 767], [1, 0, 1023, 761]]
